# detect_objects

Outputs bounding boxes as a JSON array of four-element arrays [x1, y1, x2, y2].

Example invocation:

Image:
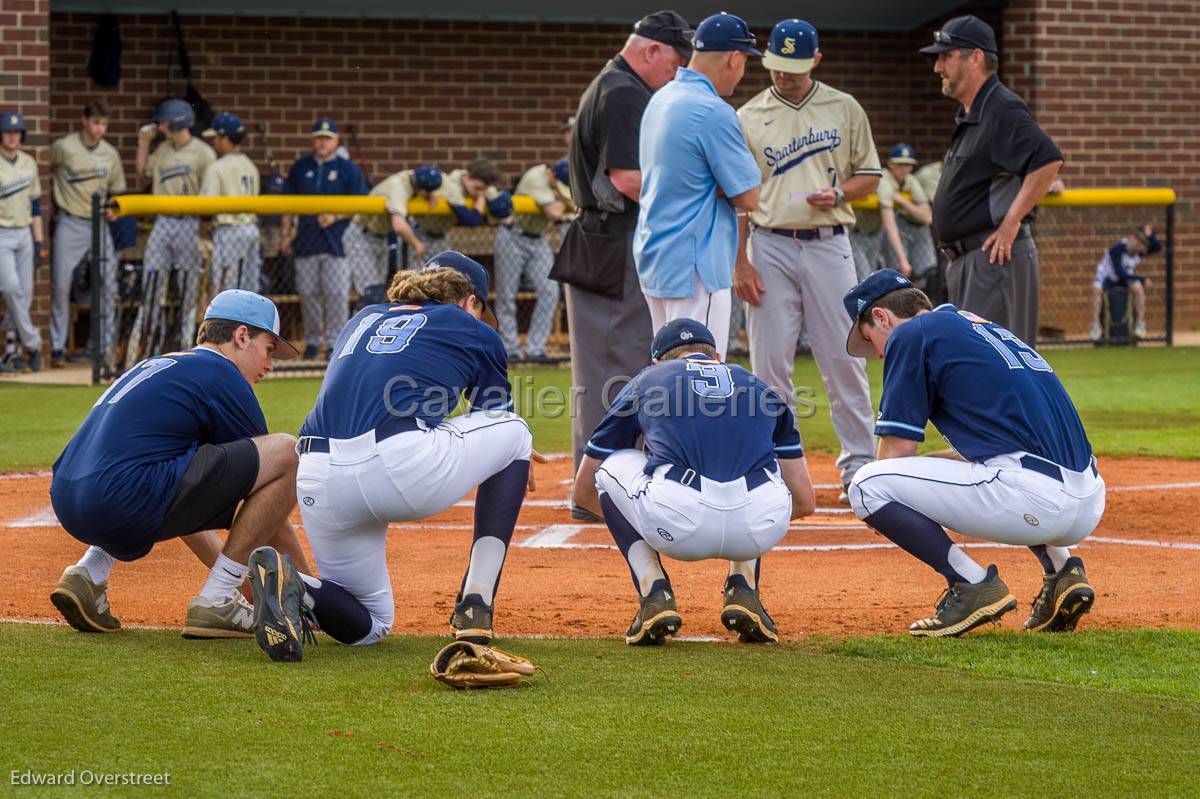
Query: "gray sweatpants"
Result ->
[[0, 227, 39, 351], [343, 224, 388, 294], [295, 253, 351, 349], [52, 212, 116, 354], [494, 225, 560, 358], [211, 224, 262, 293], [746, 228, 876, 486], [946, 236, 1040, 346]]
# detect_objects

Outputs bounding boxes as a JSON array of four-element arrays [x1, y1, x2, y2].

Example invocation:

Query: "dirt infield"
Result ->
[[3, 454, 1198, 639]]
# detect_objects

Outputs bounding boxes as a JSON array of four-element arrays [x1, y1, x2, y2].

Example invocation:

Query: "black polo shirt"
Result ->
[[931, 75, 1063, 244], [569, 55, 652, 222]]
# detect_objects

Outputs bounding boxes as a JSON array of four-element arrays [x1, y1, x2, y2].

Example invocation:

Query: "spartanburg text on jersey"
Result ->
[[585, 354, 803, 481], [300, 301, 512, 440], [875, 305, 1092, 471], [51, 349, 268, 544]]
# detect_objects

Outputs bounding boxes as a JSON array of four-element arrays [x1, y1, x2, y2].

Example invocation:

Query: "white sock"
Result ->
[[461, 536, 507, 605], [299, 572, 320, 609], [76, 546, 114, 584], [627, 541, 667, 596], [948, 545, 989, 584], [1044, 546, 1071, 572], [200, 554, 248, 602], [727, 559, 757, 589]]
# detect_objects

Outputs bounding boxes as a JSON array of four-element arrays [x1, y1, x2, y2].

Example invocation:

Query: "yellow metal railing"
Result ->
[[849, 187, 1176, 211], [111, 194, 546, 217]]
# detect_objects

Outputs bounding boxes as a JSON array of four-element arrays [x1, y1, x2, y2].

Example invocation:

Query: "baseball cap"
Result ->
[[561, 115, 576, 132], [919, 15, 998, 55], [203, 290, 300, 359], [553, 158, 569, 186], [203, 111, 244, 139], [423, 251, 498, 327], [0, 111, 27, 133], [413, 164, 443, 192], [633, 10, 695, 62], [650, 318, 717, 361], [693, 12, 763, 57], [311, 117, 338, 138], [843, 269, 915, 357], [889, 143, 918, 165], [487, 191, 514, 220], [762, 19, 818, 74]]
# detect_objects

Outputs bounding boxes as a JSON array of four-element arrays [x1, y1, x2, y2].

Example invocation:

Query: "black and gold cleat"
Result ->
[[248, 546, 311, 662], [449, 594, 494, 645], [625, 580, 682, 646], [1024, 557, 1095, 632], [720, 574, 779, 643], [910, 565, 1018, 638]]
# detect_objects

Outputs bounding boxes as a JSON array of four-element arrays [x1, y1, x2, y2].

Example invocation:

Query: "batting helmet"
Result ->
[[154, 98, 195, 133], [413, 165, 443, 192], [553, 158, 569, 186], [0, 111, 27, 143], [487, 191, 514, 220]]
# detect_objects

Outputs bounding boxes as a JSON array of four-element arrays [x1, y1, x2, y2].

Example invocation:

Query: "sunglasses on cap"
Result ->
[[932, 29, 991, 52]]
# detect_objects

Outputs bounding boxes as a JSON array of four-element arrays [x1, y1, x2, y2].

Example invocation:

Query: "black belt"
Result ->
[[939, 223, 1031, 261], [663, 464, 776, 492], [767, 224, 845, 241], [298, 416, 424, 454], [1019, 454, 1098, 482], [502, 223, 545, 239]]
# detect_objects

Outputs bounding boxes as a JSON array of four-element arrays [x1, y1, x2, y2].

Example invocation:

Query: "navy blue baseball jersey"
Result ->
[[301, 301, 512, 439], [285, 154, 368, 257], [585, 354, 803, 481], [51, 348, 268, 539], [876, 305, 1092, 471]]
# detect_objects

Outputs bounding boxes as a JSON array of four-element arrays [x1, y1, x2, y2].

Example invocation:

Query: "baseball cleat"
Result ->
[[570, 504, 601, 523], [50, 565, 121, 633], [182, 593, 256, 639], [449, 594, 494, 645], [909, 564, 1017, 638], [625, 579, 682, 646], [28, 350, 41, 372], [247, 547, 311, 661], [720, 574, 779, 643], [1024, 556, 1095, 633]]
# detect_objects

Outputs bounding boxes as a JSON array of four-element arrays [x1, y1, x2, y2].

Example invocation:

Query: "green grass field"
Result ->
[[2, 347, 1198, 796]]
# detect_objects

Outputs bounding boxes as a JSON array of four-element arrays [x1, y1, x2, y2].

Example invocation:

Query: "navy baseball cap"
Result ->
[[1134, 226, 1163, 255], [553, 158, 569, 186], [0, 111, 27, 133], [650, 318, 717, 361], [843, 269, 914, 357], [694, 12, 763, 57], [920, 15, 998, 55], [154, 98, 194, 131], [633, 10, 695, 62], [203, 111, 244, 139], [204, 289, 300, 359], [423, 251, 497, 327], [762, 19, 817, 74], [487, 191, 514, 220], [312, 117, 338, 138], [413, 164, 442, 192], [889, 143, 918, 165]]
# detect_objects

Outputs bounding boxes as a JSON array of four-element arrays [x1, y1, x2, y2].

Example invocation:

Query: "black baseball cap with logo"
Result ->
[[919, 15, 998, 55], [633, 10, 695, 62]]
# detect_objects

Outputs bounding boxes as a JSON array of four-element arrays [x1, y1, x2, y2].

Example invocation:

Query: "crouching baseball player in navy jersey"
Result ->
[[246, 251, 540, 662], [844, 270, 1105, 637], [572, 319, 816, 645], [49, 291, 310, 639]]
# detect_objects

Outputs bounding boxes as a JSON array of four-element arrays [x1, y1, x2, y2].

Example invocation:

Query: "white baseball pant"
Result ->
[[643, 271, 732, 359]]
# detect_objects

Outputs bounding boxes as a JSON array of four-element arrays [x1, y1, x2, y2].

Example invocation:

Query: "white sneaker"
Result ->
[[182, 593, 255, 638], [1134, 321, 1147, 338], [1088, 323, 1102, 341]]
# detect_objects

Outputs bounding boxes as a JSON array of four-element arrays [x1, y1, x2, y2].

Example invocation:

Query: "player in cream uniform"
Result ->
[[345, 164, 443, 295], [494, 159, 573, 361], [49, 100, 127, 367], [877, 143, 936, 279], [200, 112, 261, 293], [735, 19, 882, 497], [0, 112, 45, 372], [136, 99, 216, 347], [406, 159, 501, 270]]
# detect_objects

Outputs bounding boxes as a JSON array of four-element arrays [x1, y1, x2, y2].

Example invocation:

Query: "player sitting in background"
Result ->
[[1089, 224, 1161, 340], [247, 252, 544, 662], [50, 291, 310, 639], [845, 270, 1105, 637], [572, 319, 816, 646]]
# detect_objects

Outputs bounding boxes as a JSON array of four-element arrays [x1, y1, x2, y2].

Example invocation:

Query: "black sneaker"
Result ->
[[248, 546, 312, 662], [9, 355, 28, 373], [720, 574, 779, 643], [28, 350, 41, 372], [909, 565, 1017, 637], [1024, 556, 1095, 632], [449, 593, 494, 644], [50, 350, 65, 369], [625, 579, 682, 646], [570, 504, 601, 523]]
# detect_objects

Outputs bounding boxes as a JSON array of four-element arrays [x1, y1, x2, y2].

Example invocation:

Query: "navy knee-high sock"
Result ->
[[864, 501, 985, 586], [306, 580, 373, 644], [601, 493, 669, 594], [458, 459, 530, 603]]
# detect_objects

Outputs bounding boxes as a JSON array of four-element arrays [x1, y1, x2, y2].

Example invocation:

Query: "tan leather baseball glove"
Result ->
[[429, 641, 540, 690]]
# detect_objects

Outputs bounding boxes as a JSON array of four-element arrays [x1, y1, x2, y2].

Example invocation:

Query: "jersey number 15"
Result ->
[[972, 324, 1052, 372]]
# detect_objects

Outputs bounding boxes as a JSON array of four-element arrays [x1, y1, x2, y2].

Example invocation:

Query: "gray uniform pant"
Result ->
[[746, 228, 876, 486], [405, 229, 450, 271], [52, 212, 116, 354], [295, 253, 351, 349], [144, 216, 203, 345], [211, 224, 262, 293], [0, 227, 39, 351], [494, 225, 560, 357], [946, 236, 1039, 346], [847, 226, 881, 282], [342, 224, 388, 294], [565, 258, 653, 469]]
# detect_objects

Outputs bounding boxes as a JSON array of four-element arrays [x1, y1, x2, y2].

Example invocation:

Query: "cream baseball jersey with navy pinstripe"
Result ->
[[353, 169, 416, 236], [0, 150, 41, 228], [513, 164, 569, 236], [144, 137, 215, 197], [50, 133, 126, 218], [200, 152, 259, 227], [738, 81, 882, 229]]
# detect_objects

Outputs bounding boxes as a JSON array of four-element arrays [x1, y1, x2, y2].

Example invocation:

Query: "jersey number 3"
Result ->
[[972, 324, 1052, 372], [338, 312, 428, 358], [686, 361, 734, 398]]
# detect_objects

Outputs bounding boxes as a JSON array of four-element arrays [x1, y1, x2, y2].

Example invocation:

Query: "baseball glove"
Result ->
[[429, 641, 540, 690]]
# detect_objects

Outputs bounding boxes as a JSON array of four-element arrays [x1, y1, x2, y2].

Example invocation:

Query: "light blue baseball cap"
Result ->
[[203, 290, 300, 359]]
